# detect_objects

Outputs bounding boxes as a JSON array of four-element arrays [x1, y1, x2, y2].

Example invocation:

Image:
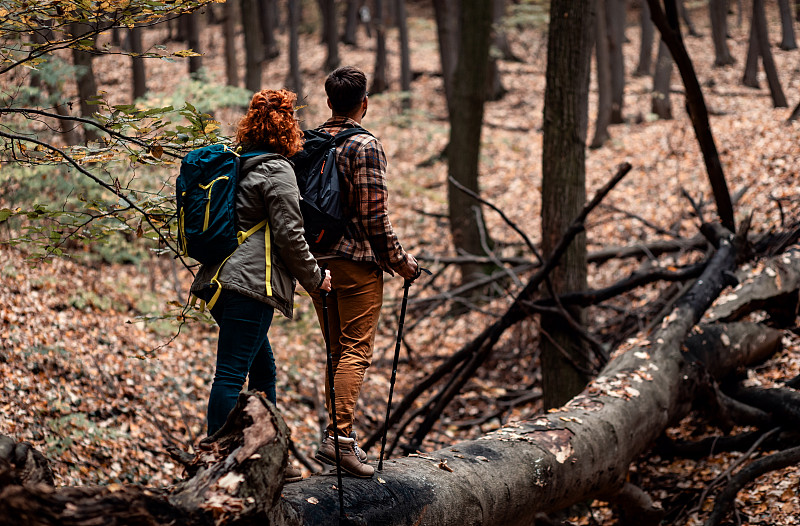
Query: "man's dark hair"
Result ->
[[325, 66, 368, 114]]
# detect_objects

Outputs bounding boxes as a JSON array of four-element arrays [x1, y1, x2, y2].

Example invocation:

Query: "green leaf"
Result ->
[[0, 208, 16, 222]]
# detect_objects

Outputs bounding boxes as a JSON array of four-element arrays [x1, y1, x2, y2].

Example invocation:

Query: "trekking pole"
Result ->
[[321, 290, 346, 521], [378, 267, 430, 471]]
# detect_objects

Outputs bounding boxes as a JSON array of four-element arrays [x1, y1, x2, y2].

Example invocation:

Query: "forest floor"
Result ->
[[2, 2, 800, 525]]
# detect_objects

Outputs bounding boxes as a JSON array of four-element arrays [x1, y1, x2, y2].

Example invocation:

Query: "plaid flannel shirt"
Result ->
[[312, 116, 409, 275]]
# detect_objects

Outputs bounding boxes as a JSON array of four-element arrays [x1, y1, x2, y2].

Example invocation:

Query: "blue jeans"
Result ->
[[206, 289, 276, 436]]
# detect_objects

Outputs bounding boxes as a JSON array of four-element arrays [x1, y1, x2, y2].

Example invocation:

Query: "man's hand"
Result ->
[[398, 253, 419, 282], [320, 269, 332, 292]]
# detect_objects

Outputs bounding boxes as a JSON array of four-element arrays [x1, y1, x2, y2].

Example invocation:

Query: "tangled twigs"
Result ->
[[705, 442, 800, 526]]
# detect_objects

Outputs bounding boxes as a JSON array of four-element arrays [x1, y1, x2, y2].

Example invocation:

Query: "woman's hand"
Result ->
[[320, 269, 332, 292]]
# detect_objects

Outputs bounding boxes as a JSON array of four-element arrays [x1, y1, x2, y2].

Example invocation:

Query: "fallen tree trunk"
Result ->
[[277, 235, 790, 526], [3, 245, 799, 525]]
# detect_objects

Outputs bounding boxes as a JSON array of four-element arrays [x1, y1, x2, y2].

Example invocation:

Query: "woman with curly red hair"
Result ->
[[191, 89, 331, 482]]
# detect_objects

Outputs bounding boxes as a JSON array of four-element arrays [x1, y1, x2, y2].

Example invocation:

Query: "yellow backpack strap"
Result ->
[[237, 219, 267, 245], [205, 220, 269, 310], [189, 293, 206, 312]]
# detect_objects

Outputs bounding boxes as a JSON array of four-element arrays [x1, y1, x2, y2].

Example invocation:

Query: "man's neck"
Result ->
[[331, 111, 362, 125]]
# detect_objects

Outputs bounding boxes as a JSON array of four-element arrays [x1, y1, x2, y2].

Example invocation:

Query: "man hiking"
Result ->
[[308, 66, 419, 478]]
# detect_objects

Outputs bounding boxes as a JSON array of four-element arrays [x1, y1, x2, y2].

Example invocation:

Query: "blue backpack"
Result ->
[[176, 145, 270, 267], [289, 127, 373, 250]]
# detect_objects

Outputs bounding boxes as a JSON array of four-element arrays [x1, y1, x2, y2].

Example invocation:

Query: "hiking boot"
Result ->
[[350, 431, 367, 463], [284, 464, 302, 483], [315, 435, 374, 478]]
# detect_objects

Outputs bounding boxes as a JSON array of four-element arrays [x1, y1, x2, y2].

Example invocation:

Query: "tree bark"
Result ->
[[778, 0, 798, 50], [129, 25, 146, 101], [678, 0, 700, 37], [371, 0, 389, 94], [788, 101, 800, 123], [493, 0, 518, 61], [69, 23, 100, 143], [323, 0, 339, 72], [709, 0, 735, 66], [652, 38, 674, 119], [635, 1, 654, 77], [433, 0, 460, 112], [742, 13, 760, 88], [241, 0, 264, 92], [540, 0, 595, 409], [647, 0, 736, 233], [396, 0, 412, 110], [186, 12, 203, 77], [343, 0, 359, 45], [447, 0, 493, 284], [591, 0, 612, 149], [260, 0, 279, 60], [753, 0, 788, 108], [485, 0, 507, 102], [223, 0, 238, 87], [286, 0, 303, 96], [607, 0, 626, 124], [31, 22, 80, 145]]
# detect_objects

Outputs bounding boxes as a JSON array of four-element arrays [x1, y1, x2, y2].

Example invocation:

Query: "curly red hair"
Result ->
[[235, 89, 303, 157]]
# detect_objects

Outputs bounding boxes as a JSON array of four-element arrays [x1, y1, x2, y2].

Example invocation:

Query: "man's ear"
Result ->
[[327, 98, 332, 110]]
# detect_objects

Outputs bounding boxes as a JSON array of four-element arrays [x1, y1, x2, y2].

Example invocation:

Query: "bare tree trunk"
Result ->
[[652, 38, 674, 119], [678, 0, 700, 37], [69, 23, 100, 143], [286, 0, 303, 96], [736, 0, 744, 28], [343, 0, 359, 45], [709, 0, 735, 66], [492, 0, 518, 61], [223, 0, 238, 87], [778, 0, 798, 50], [129, 26, 146, 101], [754, 0, 788, 107], [433, 0, 460, 112], [540, 0, 595, 409], [486, 0, 507, 101], [371, 0, 389, 94], [396, 0, 412, 110], [323, 0, 339, 72], [591, 0, 612, 149], [607, 0, 626, 124], [186, 12, 203, 76], [260, 0, 279, 59], [635, 1, 654, 77], [647, 0, 736, 233], [10, 233, 800, 526], [788, 101, 800, 122], [742, 13, 760, 88], [30, 23, 80, 146], [447, 0, 493, 285], [241, 0, 264, 92]]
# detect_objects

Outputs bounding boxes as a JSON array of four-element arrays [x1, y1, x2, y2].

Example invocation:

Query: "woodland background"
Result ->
[[1, 0, 800, 525]]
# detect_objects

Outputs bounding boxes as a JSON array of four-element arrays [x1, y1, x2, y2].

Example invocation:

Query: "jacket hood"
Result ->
[[241, 152, 285, 174]]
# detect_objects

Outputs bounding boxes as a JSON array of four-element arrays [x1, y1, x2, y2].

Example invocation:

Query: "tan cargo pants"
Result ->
[[310, 258, 384, 437]]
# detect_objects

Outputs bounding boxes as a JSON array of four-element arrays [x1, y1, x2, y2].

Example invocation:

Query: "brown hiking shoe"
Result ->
[[350, 431, 367, 463], [284, 464, 302, 483], [315, 435, 374, 478]]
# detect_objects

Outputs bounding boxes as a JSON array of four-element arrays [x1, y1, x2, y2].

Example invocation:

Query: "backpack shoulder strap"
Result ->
[[324, 126, 375, 145]]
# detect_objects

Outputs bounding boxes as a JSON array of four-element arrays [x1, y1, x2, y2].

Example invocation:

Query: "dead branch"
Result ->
[[398, 163, 633, 454], [705, 443, 800, 526]]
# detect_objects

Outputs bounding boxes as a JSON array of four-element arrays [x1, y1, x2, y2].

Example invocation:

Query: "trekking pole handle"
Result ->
[[407, 265, 431, 286]]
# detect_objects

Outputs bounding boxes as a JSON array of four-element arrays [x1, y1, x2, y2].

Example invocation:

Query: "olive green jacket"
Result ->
[[190, 154, 324, 319]]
